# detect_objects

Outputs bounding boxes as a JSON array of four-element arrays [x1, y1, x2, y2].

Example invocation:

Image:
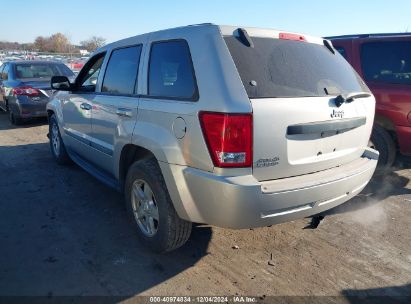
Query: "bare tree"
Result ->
[[0, 41, 23, 50], [33, 33, 71, 53], [2, 33, 79, 53], [80, 36, 106, 52], [49, 33, 70, 53], [34, 36, 47, 52]]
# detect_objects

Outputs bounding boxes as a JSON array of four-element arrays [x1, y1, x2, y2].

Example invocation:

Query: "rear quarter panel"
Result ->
[[131, 25, 252, 173]]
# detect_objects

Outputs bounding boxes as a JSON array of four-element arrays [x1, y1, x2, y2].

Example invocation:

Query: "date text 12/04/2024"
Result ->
[[149, 296, 258, 303]]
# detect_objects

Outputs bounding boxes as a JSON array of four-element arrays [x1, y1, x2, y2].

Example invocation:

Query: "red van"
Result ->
[[329, 33, 411, 170]]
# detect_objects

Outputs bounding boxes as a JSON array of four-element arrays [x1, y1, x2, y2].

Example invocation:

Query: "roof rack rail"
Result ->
[[187, 23, 214, 27], [325, 32, 411, 40]]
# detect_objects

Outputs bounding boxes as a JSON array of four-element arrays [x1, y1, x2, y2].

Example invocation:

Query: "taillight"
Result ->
[[12, 86, 40, 97], [279, 32, 306, 42], [199, 112, 252, 168]]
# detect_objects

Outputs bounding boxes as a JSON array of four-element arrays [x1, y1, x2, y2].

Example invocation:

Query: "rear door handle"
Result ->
[[116, 108, 133, 117], [80, 103, 92, 110]]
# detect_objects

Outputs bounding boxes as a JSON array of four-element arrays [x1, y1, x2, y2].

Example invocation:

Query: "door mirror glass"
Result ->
[[51, 76, 71, 90]]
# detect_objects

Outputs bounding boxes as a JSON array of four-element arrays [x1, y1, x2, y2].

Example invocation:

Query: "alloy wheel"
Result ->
[[51, 123, 61, 156], [131, 179, 159, 237]]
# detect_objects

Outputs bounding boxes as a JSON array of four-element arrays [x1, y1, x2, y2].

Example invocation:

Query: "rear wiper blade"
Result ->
[[335, 92, 372, 107]]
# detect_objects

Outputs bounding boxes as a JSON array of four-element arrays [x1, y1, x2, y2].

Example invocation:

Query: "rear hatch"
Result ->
[[224, 30, 375, 181]]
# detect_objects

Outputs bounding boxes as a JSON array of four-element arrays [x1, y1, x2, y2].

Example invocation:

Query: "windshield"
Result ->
[[14, 63, 74, 79], [224, 36, 369, 98]]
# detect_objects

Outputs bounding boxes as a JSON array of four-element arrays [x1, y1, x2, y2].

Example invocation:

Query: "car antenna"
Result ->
[[323, 39, 335, 54], [238, 28, 254, 48]]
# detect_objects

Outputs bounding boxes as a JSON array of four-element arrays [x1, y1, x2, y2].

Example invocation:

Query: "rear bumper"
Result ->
[[15, 98, 48, 118], [162, 148, 379, 229], [396, 125, 411, 155]]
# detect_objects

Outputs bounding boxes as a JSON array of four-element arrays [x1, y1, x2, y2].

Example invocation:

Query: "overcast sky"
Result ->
[[2, 0, 411, 44]]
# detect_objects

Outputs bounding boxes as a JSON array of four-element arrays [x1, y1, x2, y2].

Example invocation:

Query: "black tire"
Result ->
[[49, 114, 71, 165], [0, 100, 6, 113], [369, 125, 396, 174], [125, 158, 192, 253], [1, 99, 9, 112], [9, 109, 23, 125]]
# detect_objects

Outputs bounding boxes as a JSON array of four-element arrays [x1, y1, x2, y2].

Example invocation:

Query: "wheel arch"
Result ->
[[373, 114, 398, 147], [47, 109, 55, 121], [118, 144, 156, 189], [117, 143, 192, 221], [374, 114, 396, 132]]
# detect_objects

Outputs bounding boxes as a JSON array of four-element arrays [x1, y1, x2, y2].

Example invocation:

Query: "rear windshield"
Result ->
[[224, 36, 369, 98], [14, 63, 74, 79]]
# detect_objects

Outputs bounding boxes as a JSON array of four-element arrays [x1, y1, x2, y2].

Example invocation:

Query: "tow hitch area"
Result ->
[[304, 215, 325, 229]]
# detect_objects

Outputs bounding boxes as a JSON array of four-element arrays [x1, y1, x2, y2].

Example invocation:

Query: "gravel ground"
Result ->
[[0, 112, 410, 302]]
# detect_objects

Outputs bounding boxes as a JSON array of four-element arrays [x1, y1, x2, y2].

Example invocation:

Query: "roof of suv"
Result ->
[[326, 32, 411, 40], [99, 23, 325, 52]]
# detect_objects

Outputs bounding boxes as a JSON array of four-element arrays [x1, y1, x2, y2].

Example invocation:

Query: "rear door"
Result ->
[[224, 32, 375, 181], [61, 53, 105, 160], [89, 45, 143, 174]]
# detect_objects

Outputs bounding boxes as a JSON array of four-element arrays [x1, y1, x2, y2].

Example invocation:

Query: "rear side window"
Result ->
[[361, 41, 411, 85], [102, 45, 142, 95], [224, 36, 369, 98], [148, 40, 198, 100]]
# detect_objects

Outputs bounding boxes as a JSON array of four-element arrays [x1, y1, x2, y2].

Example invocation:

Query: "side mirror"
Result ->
[[51, 76, 72, 91]]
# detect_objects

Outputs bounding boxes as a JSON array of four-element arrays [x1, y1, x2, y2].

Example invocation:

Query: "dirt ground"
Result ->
[[0, 112, 410, 302]]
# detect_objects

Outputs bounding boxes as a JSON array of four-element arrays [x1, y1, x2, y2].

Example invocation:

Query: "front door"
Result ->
[[90, 45, 142, 175], [61, 53, 106, 161]]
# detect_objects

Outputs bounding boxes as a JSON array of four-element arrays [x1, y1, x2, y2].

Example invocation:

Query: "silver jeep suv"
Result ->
[[47, 24, 378, 252]]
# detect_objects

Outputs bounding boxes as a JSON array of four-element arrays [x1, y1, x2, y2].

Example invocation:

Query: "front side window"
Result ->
[[148, 40, 197, 100], [361, 40, 411, 85], [77, 53, 106, 89], [102, 45, 142, 95]]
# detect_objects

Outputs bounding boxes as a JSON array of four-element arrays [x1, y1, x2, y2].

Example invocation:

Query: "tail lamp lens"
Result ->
[[199, 112, 252, 168], [12, 86, 40, 96]]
